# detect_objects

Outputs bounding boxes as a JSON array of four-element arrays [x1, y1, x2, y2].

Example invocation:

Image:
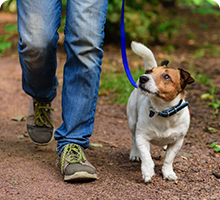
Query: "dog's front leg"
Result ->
[[136, 133, 155, 183], [162, 137, 184, 181]]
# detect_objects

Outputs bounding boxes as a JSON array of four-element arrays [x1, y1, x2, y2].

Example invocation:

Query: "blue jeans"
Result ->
[[17, 0, 108, 155]]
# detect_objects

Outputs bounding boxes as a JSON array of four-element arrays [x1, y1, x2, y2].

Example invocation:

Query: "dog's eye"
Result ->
[[163, 74, 171, 80], [145, 70, 152, 74]]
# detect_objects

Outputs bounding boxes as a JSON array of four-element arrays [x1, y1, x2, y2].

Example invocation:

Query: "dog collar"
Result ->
[[149, 99, 189, 118]]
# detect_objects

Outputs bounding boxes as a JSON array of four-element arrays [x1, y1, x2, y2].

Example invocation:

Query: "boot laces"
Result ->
[[34, 100, 54, 127], [61, 144, 86, 174]]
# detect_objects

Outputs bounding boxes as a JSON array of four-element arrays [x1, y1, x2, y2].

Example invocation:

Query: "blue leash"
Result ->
[[121, 0, 137, 88]]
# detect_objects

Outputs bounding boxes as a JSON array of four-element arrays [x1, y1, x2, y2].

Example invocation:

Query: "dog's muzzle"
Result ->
[[139, 75, 152, 94]]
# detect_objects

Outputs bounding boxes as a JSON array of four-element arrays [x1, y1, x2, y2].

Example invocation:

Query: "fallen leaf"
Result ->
[[201, 93, 212, 100], [24, 133, 29, 137], [91, 143, 103, 148], [181, 156, 187, 160], [17, 135, 25, 139], [98, 139, 118, 148], [204, 126, 218, 133], [98, 90, 111, 96], [11, 116, 25, 122]]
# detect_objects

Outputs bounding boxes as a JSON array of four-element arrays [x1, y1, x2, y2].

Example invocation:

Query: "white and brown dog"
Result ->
[[127, 41, 195, 183]]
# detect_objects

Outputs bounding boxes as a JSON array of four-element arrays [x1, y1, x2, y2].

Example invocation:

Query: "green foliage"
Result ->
[[195, 73, 220, 119], [179, 0, 220, 17], [0, 24, 18, 56], [58, 16, 66, 33], [1, 0, 17, 12], [195, 73, 213, 85], [208, 100, 220, 110], [178, 0, 218, 7], [210, 143, 220, 153], [100, 67, 143, 104], [62, 0, 67, 8], [5, 24, 18, 33], [0, 36, 11, 56], [193, 44, 220, 60], [106, 0, 183, 43], [2, 0, 220, 43], [105, 0, 220, 43]]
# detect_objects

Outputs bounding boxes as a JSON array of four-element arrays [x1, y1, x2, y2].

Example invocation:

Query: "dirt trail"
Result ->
[[0, 12, 220, 200]]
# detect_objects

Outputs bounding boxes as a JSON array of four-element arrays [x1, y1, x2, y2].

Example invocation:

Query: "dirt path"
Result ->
[[0, 45, 220, 199], [0, 12, 220, 200]]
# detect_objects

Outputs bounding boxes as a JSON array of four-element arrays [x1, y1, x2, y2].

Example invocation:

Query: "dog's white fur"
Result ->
[[127, 41, 193, 182]]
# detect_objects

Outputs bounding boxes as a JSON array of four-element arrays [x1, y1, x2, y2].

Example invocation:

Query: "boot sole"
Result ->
[[64, 172, 97, 182]]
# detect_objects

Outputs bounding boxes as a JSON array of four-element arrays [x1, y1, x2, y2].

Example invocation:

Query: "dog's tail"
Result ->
[[131, 41, 157, 70]]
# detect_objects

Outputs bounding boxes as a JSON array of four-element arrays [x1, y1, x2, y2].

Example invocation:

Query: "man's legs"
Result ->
[[17, 0, 61, 144], [54, 0, 108, 180], [54, 0, 108, 155]]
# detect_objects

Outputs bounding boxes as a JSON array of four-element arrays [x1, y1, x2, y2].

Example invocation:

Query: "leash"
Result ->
[[149, 99, 189, 118], [121, 0, 137, 88]]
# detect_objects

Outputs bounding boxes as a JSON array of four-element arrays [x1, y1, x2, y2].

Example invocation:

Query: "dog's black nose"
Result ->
[[139, 76, 149, 84]]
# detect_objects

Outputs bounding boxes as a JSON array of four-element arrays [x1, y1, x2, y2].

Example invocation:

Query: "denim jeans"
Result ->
[[17, 0, 108, 155]]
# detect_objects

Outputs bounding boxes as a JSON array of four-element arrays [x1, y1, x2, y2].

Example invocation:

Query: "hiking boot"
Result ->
[[26, 98, 54, 146], [60, 144, 97, 182]]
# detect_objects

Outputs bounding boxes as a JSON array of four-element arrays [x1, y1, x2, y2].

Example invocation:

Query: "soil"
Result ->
[[0, 11, 220, 200]]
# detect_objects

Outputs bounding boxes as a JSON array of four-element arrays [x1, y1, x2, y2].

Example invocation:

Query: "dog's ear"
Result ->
[[178, 68, 195, 89], [161, 60, 169, 66]]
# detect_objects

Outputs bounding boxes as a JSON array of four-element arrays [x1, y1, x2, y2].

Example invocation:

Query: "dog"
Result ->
[[127, 41, 195, 183]]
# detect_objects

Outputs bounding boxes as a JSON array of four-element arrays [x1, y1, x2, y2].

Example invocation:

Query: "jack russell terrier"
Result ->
[[127, 41, 195, 183]]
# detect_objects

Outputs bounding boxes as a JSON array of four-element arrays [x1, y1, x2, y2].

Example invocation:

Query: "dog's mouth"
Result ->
[[139, 84, 158, 97], [139, 84, 152, 94]]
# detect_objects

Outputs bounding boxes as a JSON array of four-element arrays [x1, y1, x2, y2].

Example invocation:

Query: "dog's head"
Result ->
[[138, 60, 195, 102]]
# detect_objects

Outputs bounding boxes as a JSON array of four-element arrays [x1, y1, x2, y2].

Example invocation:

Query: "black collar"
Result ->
[[149, 99, 189, 118]]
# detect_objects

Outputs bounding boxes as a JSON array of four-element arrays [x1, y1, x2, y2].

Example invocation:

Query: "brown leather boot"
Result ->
[[26, 98, 54, 145], [60, 144, 97, 181]]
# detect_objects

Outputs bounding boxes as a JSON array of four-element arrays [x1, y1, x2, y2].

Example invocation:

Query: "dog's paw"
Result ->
[[162, 169, 177, 181], [142, 170, 155, 183], [130, 155, 141, 162], [143, 174, 154, 183], [129, 149, 141, 161], [142, 165, 155, 183]]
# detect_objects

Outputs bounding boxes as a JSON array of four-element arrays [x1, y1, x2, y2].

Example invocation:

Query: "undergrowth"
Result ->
[[100, 68, 143, 104]]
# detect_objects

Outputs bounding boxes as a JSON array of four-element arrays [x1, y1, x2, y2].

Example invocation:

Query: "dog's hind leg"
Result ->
[[128, 114, 141, 161], [127, 89, 141, 161], [129, 133, 141, 161]]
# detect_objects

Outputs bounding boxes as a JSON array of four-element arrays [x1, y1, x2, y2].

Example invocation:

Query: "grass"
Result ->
[[192, 72, 220, 119], [100, 67, 144, 104]]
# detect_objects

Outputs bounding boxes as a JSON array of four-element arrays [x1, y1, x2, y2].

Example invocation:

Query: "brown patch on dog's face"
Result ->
[[139, 65, 195, 102], [149, 66, 182, 101], [144, 66, 194, 102]]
